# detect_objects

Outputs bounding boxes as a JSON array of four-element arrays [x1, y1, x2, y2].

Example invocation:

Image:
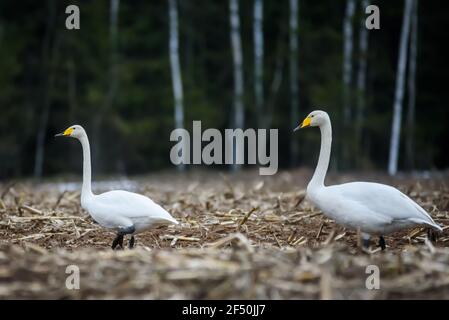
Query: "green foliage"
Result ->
[[0, 0, 448, 179]]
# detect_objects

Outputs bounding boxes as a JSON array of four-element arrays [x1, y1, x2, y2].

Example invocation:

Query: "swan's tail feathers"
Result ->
[[155, 204, 179, 225], [411, 218, 443, 233], [425, 219, 443, 233], [161, 214, 179, 225], [430, 222, 443, 233], [168, 216, 180, 225]]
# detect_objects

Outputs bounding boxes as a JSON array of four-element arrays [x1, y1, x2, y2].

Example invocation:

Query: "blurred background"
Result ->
[[0, 0, 447, 180]]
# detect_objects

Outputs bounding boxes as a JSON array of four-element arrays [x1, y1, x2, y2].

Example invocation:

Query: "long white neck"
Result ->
[[308, 117, 332, 190], [79, 133, 94, 200]]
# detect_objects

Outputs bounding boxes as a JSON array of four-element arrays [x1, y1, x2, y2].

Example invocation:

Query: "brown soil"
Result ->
[[0, 169, 448, 299]]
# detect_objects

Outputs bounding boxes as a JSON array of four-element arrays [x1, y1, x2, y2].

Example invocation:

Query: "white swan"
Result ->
[[294, 110, 442, 249], [55, 125, 178, 249]]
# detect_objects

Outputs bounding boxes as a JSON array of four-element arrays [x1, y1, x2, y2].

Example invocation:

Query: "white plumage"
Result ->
[[56, 125, 178, 249], [295, 110, 442, 249], [83, 190, 178, 233]]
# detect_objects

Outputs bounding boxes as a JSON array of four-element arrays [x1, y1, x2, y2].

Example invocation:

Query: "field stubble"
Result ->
[[1, 169, 448, 299]]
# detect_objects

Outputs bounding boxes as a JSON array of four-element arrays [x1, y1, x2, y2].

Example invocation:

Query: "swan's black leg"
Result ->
[[378, 236, 386, 250], [128, 236, 135, 249], [427, 228, 437, 242], [112, 234, 124, 250], [111, 225, 136, 250]]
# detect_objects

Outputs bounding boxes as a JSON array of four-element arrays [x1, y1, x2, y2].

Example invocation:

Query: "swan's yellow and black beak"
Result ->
[[55, 127, 73, 137], [293, 116, 311, 132]]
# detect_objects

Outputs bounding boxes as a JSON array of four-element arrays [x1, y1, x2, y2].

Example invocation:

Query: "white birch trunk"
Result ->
[[169, 0, 184, 129], [388, 0, 414, 175], [169, 0, 185, 171], [289, 0, 299, 166], [254, 0, 264, 128], [229, 0, 245, 169], [406, 0, 418, 170], [355, 0, 370, 160], [342, 0, 355, 126]]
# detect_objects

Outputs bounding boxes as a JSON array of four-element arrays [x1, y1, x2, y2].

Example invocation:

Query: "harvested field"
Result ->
[[1, 169, 449, 299]]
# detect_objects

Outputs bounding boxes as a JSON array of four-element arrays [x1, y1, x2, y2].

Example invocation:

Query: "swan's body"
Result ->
[[82, 190, 178, 233], [56, 125, 178, 249], [295, 111, 442, 248], [308, 181, 440, 236]]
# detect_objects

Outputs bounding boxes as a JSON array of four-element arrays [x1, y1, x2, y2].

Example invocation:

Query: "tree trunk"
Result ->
[[169, 0, 185, 171], [34, 0, 56, 179], [229, 0, 245, 169], [342, 0, 355, 125], [289, 0, 299, 167], [388, 0, 414, 176], [265, 42, 284, 130], [406, 0, 418, 170], [355, 0, 370, 167], [181, 0, 195, 86], [265, 8, 287, 130], [341, 0, 355, 168], [92, 0, 120, 173], [67, 59, 77, 127], [67, 58, 78, 168], [253, 0, 264, 128]]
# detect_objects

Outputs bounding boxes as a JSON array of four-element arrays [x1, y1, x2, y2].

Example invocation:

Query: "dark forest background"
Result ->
[[0, 0, 447, 180]]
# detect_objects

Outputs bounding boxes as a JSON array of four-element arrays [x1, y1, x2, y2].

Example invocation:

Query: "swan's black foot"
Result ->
[[378, 236, 386, 250], [112, 226, 136, 250], [427, 228, 438, 242], [112, 234, 124, 250], [128, 235, 135, 249]]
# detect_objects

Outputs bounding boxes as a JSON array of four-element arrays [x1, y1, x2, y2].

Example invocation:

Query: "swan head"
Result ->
[[55, 125, 86, 139], [294, 110, 329, 131]]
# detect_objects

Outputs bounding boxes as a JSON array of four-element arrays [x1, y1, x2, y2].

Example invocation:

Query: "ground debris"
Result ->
[[0, 170, 448, 299]]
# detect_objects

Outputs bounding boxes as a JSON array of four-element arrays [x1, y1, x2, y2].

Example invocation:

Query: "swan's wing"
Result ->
[[328, 182, 441, 230], [315, 188, 393, 230], [91, 190, 178, 225]]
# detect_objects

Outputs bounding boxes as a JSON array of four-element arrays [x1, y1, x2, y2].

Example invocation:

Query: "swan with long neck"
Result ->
[[55, 125, 178, 249], [294, 110, 442, 250]]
